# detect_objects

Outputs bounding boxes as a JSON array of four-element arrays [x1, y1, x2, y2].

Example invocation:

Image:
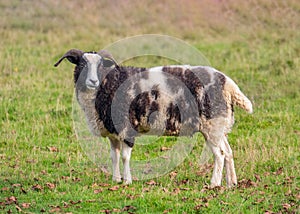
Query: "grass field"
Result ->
[[0, 0, 299, 213]]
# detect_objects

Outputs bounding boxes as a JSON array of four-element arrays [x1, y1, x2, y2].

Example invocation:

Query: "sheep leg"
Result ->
[[223, 136, 237, 187], [122, 142, 132, 185], [109, 137, 122, 183], [207, 140, 225, 187]]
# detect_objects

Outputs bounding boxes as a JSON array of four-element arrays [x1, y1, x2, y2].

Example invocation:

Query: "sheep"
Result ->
[[54, 49, 253, 187]]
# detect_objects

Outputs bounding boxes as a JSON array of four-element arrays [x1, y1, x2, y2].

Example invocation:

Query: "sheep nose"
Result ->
[[86, 79, 99, 89], [90, 79, 99, 85]]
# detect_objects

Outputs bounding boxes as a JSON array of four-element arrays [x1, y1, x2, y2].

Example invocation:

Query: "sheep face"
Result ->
[[54, 49, 115, 91], [82, 53, 102, 90], [78, 53, 115, 91]]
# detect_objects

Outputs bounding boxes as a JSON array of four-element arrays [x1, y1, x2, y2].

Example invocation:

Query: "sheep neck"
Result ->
[[76, 88, 107, 137]]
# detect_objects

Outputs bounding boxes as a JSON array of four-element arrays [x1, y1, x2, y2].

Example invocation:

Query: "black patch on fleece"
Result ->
[[200, 71, 226, 119], [162, 66, 227, 120], [165, 102, 181, 136], [95, 66, 147, 147], [129, 87, 160, 133], [162, 66, 203, 133], [129, 91, 151, 132], [162, 67, 204, 98], [124, 139, 134, 148], [149, 88, 160, 114]]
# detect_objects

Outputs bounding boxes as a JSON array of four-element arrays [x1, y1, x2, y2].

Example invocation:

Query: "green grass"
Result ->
[[1, 0, 299, 213]]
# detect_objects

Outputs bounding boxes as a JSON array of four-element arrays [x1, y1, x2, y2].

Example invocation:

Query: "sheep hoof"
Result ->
[[226, 177, 237, 188], [112, 177, 122, 183], [124, 179, 132, 185], [227, 182, 237, 188], [209, 183, 221, 189]]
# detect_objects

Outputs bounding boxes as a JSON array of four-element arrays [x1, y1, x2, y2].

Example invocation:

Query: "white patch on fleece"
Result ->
[[167, 65, 192, 69], [143, 65, 191, 98], [140, 66, 172, 95], [198, 66, 220, 89]]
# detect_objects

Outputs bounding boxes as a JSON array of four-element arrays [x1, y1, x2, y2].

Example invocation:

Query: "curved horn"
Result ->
[[98, 50, 117, 67], [54, 49, 84, 67], [97, 50, 114, 59]]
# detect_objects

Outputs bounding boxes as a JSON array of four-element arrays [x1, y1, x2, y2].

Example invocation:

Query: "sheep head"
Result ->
[[54, 49, 116, 90]]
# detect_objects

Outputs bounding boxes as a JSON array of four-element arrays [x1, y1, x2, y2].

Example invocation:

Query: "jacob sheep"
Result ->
[[54, 49, 253, 187]]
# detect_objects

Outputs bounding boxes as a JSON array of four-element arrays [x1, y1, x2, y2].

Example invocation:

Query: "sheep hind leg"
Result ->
[[122, 141, 132, 185], [223, 135, 237, 187], [109, 137, 122, 183], [206, 137, 226, 188]]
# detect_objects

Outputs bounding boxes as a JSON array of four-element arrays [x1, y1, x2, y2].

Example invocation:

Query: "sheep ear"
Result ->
[[102, 57, 115, 68], [54, 49, 84, 67]]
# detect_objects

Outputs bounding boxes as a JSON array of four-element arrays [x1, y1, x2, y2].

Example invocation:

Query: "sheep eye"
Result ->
[[102, 58, 115, 68]]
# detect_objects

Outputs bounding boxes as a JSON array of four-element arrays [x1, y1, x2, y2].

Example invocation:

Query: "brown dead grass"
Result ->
[[1, 0, 299, 43]]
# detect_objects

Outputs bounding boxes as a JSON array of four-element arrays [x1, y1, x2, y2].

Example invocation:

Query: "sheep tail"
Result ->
[[224, 77, 253, 114]]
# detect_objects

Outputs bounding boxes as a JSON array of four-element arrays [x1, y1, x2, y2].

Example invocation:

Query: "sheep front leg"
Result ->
[[109, 138, 122, 183], [122, 142, 132, 185], [223, 136, 237, 187]]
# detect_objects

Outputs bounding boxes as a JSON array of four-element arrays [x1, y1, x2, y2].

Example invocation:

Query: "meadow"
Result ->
[[0, 0, 299, 213]]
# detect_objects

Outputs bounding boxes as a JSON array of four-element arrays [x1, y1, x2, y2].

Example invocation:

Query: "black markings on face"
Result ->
[[74, 59, 86, 84]]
